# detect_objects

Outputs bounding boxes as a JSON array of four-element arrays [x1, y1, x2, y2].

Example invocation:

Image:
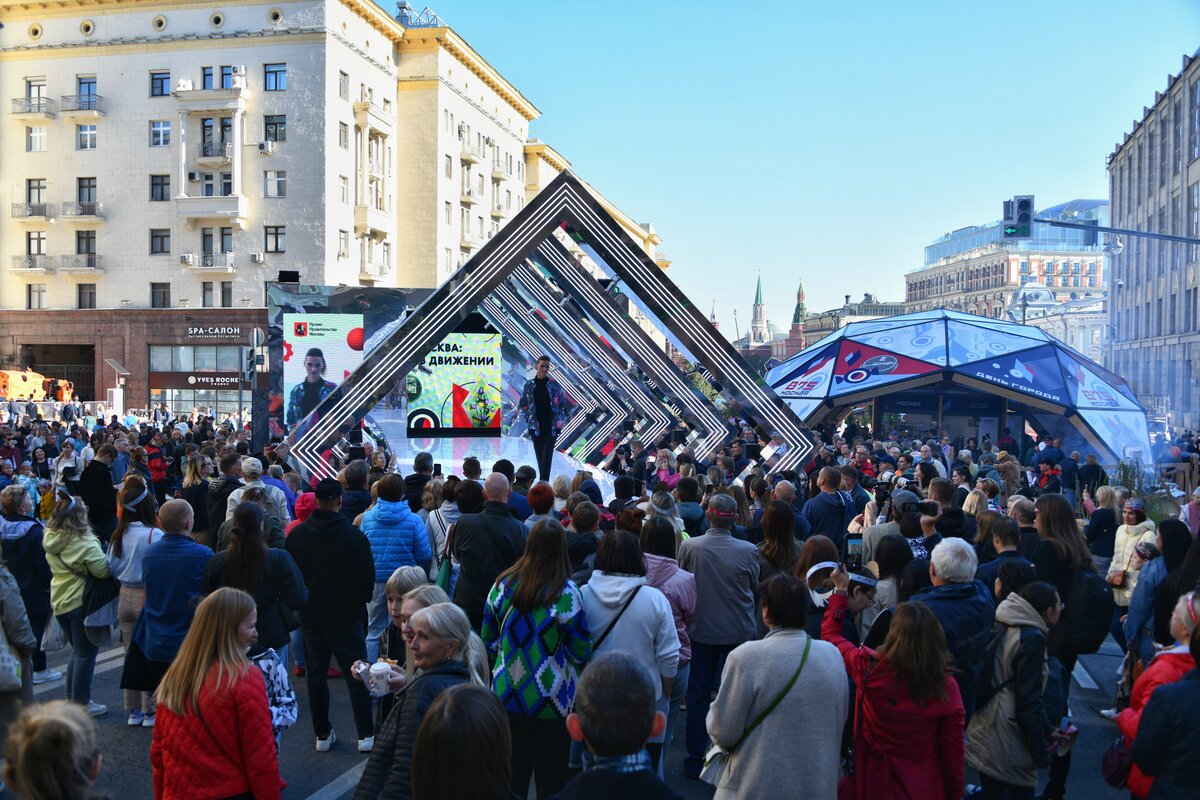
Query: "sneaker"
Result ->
[[86, 701, 108, 717], [1100, 707, 1119, 720], [127, 709, 145, 727], [31, 669, 62, 685], [316, 729, 336, 752], [142, 712, 156, 728], [358, 735, 374, 753], [327, 667, 343, 678], [294, 665, 305, 678]]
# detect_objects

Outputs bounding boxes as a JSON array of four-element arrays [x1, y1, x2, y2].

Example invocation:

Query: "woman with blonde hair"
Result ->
[[179, 454, 213, 549], [42, 490, 110, 714], [1084, 484, 1122, 575], [151, 587, 281, 800], [355, 602, 484, 799], [551, 474, 572, 512], [108, 475, 164, 726], [652, 450, 680, 490], [645, 490, 686, 545], [4, 700, 102, 800]]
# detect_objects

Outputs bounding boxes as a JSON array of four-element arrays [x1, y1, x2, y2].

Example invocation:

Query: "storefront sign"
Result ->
[[941, 395, 1003, 416], [186, 325, 244, 340], [149, 372, 246, 389], [879, 394, 937, 415]]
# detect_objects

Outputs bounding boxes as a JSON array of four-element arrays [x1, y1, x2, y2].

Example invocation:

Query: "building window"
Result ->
[[264, 226, 285, 253], [150, 174, 170, 200], [444, 202, 451, 225], [264, 63, 286, 91], [444, 248, 452, 272], [338, 230, 349, 258], [264, 114, 286, 142], [220, 65, 234, 89], [339, 176, 349, 204], [264, 170, 286, 197], [77, 283, 96, 309], [338, 71, 349, 100], [444, 155, 452, 178], [76, 230, 96, 255], [202, 281, 214, 308], [150, 282, 171, 308], [26, 284, 47, 310], [221, 281, 233, 307], [150, 120, 170, 146], [150, 228, 171, 254], [150, 71, 170, 96], [26, 231, 46, 255], [26, 126, 46, 152], [77, 124, 96, 150], [338, 123, 349, 149], [382, 242, 390, 267], [201, 67, 214, 90]]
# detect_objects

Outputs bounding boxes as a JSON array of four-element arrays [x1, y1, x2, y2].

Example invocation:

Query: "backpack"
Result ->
[[1053, 566, 1114, 655], [974, 624, 1011, 711]]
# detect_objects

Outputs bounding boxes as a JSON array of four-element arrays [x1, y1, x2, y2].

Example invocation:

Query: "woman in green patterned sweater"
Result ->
[[483, 518, 592, 799]]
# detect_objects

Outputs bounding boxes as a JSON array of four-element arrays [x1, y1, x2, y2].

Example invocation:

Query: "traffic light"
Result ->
[[1002, 195, 1034, 239]]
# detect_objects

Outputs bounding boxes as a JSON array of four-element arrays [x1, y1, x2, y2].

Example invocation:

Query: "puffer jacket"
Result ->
[[359, 498, 431, 582], [643, 553, 696, 665], [1118, 644, 1196, 799], [0, 513, 52, 617], [1109, 520, 1157, 606], [354, 659, 470, 800], [1131, 668, 1200, 800], [42, 524, 110, 615], [966, 593, 1053, 788]]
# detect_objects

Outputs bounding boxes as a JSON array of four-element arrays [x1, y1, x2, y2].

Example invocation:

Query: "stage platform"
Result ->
[[369, 409, 616, 493]]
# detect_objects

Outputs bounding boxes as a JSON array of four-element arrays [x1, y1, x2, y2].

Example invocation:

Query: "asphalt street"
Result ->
[[41, 636, 1132, 799]]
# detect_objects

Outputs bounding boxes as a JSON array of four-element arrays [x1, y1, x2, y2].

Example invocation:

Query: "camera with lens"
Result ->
[[901, 500, 940, 516]]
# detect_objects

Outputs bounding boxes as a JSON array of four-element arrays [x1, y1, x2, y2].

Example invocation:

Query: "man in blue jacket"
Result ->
[[910, 537, 995, 719], [801, 467, 854, 549]]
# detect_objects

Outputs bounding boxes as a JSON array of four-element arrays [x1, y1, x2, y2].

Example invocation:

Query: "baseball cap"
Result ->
[[314, 478, 343, 500]]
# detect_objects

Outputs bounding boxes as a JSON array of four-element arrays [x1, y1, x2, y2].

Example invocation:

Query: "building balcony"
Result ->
[[10, 97, 55, 119], [60, 94, 105, 119], [59, 253, 104, 273], [173, 80, 249, 113], [354, 203, 390, 240], [460, 188, 480, 206], [359, 261, 390, 283], [10, 254, 53, 273], [490, 205, 508, 220], [175, 194, 248, 229], [353, 100, 392, 134], [180, 252, 236, 272], [459, 233, 480, 251], [196, 141, 233, 166], [11, 202, 52, 221], [368, 158, 384, 178], [60, 201, 106, 221], [459, 143, 483, 164], [491, 163, 511, 181]]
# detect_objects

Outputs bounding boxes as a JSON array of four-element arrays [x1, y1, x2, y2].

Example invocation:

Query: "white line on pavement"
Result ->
[[36, 650, 129, 697], [304, 760, 367, 800], [1072, 660, 1099, 690]]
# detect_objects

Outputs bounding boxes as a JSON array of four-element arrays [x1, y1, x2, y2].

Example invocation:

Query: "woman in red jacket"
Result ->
[[1118, 590, 1199, 800], [151, 587, 282, 800], [824, 566, 966, 800]]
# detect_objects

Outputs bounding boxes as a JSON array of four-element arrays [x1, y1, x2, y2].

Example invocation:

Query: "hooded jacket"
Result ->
[[1131, 668, 1200, 800], [643, 553, 696, 665], [966, 593, 1052, 788], [206, 473, 244, 532], [579, 572, 678, 700], [1109, 519, 1157, 606], [284, 508, 374, 626], [801, 490, 854, 548], [42, 523, 111, 615], [676, 501, 708, 537], [0, 512, 51, 616], [359, 497, 432, 581], [910, 579, 995, 717], [285, 491, 317, 535], [1119, 644, 1197, 800]]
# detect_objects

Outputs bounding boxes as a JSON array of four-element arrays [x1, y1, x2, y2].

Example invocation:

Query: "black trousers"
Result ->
[[531, 431, 556, 482], [508, 713, 574, 799], [302, 620, 374, 740]]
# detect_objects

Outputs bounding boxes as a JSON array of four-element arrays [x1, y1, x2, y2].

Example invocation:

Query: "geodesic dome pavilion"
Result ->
[[765, 309, 1151, 463]]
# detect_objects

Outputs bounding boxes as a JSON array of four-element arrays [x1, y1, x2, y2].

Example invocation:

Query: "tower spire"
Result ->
[[750, 272, 768, 344], [709, 299, 719, 329]]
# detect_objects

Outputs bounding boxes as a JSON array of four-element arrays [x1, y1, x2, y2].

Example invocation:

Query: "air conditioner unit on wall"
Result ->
[[231, 64, 246, 76], [250, 252, 265, 263], [180, 254, 194, 265], [188, 171, 202, 182], [258, 141, 273, 154], [176, 79, 194, 91]]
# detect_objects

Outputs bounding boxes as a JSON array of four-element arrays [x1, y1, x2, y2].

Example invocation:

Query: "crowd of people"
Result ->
[[0, 401, 1199, 799]]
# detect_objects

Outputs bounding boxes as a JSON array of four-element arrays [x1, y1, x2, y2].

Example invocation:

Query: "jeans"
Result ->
[[1062, 489, 1076, 512], [664, 661, 690, 763], [980, 774, 1034, 800], [684, 641, 738, 776], [531, 431, 555, 482], [365, 581, 388, 663], [55, 606, 98, 704], [28, 610, 48, 673], [508, 713, 574, 799], [118, 586, 154, 714], [291, 629, 305, 668], [302, 620, 374, 740], [1042, 652, 1076, 798]]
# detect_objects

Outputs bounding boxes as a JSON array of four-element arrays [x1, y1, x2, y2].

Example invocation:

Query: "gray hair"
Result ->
[[706, 492, 738, 520], [930, 537, 978, 584], [267, 464, 284, 479], [409, 602, 488, 686]]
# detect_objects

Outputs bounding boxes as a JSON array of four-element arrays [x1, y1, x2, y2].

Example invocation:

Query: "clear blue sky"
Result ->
[[408, 1, 1199, 334]]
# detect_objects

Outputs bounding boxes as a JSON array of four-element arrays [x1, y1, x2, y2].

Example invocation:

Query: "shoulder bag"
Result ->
[[0, 600, 23, 692], [434, 522, 456, 592], [700, 634, 812, 787], [592, 585, 641, 652]]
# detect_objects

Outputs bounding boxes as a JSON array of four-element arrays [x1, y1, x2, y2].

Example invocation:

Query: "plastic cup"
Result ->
[[369, 662, 391, 696]]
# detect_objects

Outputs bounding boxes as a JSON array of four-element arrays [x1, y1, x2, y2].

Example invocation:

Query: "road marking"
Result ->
[[36, 648, 129, 697], [304, 760, 367, 800], [1072, 661, 1099, 690]]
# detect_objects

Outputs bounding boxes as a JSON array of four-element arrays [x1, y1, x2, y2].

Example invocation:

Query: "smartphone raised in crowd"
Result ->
[[433, 462, 442, 477], [844, 533, 864, 571]]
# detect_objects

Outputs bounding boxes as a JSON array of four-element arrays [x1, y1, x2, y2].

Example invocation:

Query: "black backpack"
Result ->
[[974, 624, 1010, 710], [1053, 566, 1114, 655]]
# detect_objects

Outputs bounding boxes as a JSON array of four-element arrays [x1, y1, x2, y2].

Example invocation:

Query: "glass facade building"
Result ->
[[924, 199, 1109, 266]]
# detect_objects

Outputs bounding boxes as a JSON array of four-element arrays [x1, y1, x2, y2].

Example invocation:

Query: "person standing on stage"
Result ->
[[518, 356, 569, 482]]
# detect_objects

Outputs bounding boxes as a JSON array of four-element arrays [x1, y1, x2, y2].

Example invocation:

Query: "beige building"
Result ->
[[1106, 49, 1200, 431], [805, 293, 905, 346]]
